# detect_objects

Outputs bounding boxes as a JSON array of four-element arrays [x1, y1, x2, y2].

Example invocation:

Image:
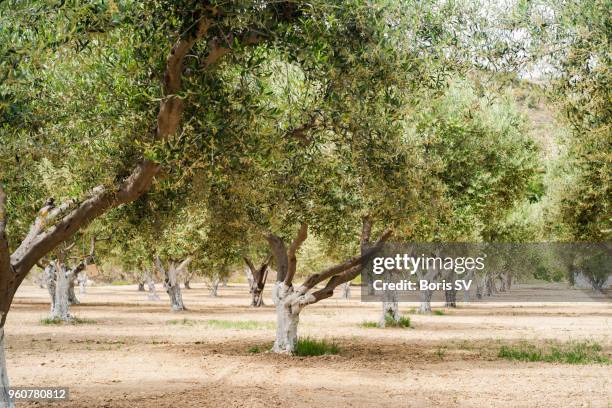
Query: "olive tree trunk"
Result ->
[[0, 328, 13, 408], [156, 258, 190, 311], [146, 274, 160, 301], [0, 20, 211, 406], [417, 263, 439, 314], [207, 275, 220, 297], [272, 282, 313, 353], [165, 264, 186, 311], [50, 264, 71, 321], [78, 272, 87, 294], [498, 273, 507, 292], [341, 282, 351, 299], [463, 269, 475, 302], [379, 299, 400, 327], [68, 276, 79, 305], [485, 274, 496, 296], [418, 288, 433, 314], [244, 256, 271, 308]]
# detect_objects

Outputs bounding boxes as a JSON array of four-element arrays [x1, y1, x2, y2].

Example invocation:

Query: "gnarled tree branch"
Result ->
[[300, 228, 393, 291], [285, 223, 308, 286], [2, 17, 212, 322]]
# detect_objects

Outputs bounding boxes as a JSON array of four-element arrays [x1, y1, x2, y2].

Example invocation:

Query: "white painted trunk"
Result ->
[[50, 265, 71, 321], [341, 282, 351, 299], [164, 266, 186, 311], [379, 300, 400, 327], [245, 267, 254, 291], [417, 265, 438, 314], [418, 289, 433, 314], [78, 273, 87, 294], [147, 277, 160, 301], [44, 265, 56, 314], [0, 328, 13, 408], [208, 280, 219, 297], [167, 286, 185, 311], [271, 283, 315, 354], [273, 300, 300, 353]]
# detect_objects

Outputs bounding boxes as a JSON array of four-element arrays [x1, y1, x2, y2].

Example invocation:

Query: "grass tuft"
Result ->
[[40, 317, 96, 325], [361, 315, 411, 328], [294, 337, 340, 356], [248, 345, 265, 354], [386, 315, 411, 328], [433, 310, 445, 316], [498, 341, 610, 364]]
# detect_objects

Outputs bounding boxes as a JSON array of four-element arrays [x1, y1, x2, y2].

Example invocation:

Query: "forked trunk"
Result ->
[[0, 328, 13, 408], [137, 282, 145, 292], [164, 264, 186, 311], [505, 272, 512, 291], [251, 289, 264, 307], [184, 280, 191, 289]]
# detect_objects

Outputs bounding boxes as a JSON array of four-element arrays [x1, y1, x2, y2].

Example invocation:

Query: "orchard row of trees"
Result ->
[[0, 1, 609, 406]]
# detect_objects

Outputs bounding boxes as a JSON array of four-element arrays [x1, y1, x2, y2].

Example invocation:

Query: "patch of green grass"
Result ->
[[294, 337, 340, 357], [248, 345, 265, 353], [498, 341, 610, 365], [167, 319, 273, 330], [361, 315, 411, 328], [436, 347, 447, 360], [40, 317, 96, 325], [433, 310, 445, 316], [386, 315, 411, 328]]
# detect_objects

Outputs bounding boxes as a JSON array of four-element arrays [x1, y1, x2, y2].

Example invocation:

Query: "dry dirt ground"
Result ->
[[5, 283, 611, 407]]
